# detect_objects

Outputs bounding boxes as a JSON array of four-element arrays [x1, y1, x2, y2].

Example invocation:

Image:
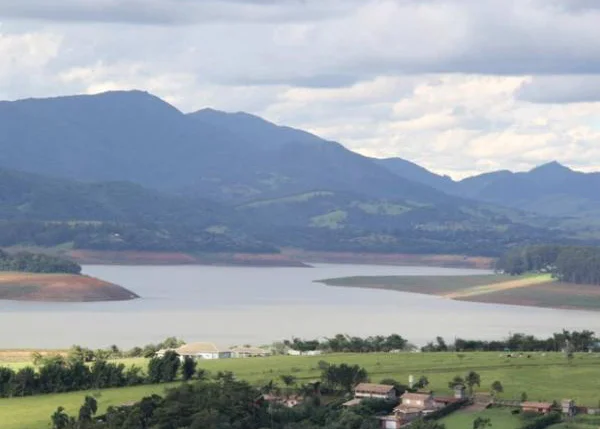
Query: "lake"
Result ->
[[1, 264, 599, 349]]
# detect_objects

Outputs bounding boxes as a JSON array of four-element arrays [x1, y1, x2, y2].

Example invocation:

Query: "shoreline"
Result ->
[[318, 274, 600, 313], [66, 249, 495, 269], [0, 272, 139, 303]]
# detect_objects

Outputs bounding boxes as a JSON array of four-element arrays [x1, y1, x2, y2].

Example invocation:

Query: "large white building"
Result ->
[[157, 342, 232, 360]]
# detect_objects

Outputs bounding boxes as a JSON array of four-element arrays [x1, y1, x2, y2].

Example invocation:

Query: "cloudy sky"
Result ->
[[2, 0, 600, 178]]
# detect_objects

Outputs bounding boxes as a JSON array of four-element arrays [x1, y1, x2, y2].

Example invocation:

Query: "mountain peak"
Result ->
[[529, 161, 572, 174]]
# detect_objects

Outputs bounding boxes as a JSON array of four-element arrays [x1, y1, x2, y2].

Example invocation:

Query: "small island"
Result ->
[[0, 250, 139, 302]]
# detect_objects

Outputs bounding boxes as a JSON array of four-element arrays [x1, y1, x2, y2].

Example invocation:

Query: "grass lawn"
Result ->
[[2, 352, 600, 429], [0, 383, 179, 429], [442, 407, 522, 429]]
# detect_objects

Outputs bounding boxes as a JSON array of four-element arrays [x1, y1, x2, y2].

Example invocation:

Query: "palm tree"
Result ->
[[280, 374, 297, 397]]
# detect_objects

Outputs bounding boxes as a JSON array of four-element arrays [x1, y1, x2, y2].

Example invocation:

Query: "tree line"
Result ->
[[496, 244, 600, 285], [282, 334, 409, 353], [422, 330, 598, 352], [0, 249, 81, 274], [0, 350, 201, 399]]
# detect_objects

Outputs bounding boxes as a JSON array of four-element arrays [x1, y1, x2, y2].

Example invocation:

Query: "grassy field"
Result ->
[[442, 407, 522, 429], [0, 383, 179, 429], [2, 352, 600, 429], [318, 274, 600, 311]]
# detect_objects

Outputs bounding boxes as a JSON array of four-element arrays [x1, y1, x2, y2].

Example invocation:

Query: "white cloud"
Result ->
[[2, 0, 600, 178]]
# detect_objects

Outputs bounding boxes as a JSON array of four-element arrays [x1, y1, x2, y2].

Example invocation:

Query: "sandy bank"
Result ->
[[0, 272, 139, 302]]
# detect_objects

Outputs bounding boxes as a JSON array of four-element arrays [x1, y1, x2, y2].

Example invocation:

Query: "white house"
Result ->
[[156, 342, 232, 360]]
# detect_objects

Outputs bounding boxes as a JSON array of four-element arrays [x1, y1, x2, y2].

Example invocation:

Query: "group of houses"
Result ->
[[156, 342, 271, 360], [342, 383, 468, 428], [338, 382, 586, 428]]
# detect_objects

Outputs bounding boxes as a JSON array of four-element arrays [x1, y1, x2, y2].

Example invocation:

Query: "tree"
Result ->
[[181, 356, 196, 381], [520, 392, 528, 402], [490, 381, 503, 397], [280, 374, 297, 397], [321, 363, 368, 393], [78, 395, 98, 423], [448, 375, 465, 390], [51, 406, 71, 429], [465, 371, 481, 396], [415, 375, 430, 389], [473, 417, 492, 429]]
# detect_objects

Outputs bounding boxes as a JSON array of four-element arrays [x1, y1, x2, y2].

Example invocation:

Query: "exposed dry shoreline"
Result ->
[[67, 249, 494, 269], [0, 272, 139, 302]]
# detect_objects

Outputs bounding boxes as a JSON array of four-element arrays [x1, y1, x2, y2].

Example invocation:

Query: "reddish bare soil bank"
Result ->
[[0, 273, 139, 302], [68, 250, 309, 267]]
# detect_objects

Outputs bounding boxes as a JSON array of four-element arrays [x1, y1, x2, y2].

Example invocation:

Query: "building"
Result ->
[[521, 402, 554, 414], [354, 383, 398, 401], [230, 346, 271, 358], [393, 392, 438, 423], [156, 342, 232, 360]]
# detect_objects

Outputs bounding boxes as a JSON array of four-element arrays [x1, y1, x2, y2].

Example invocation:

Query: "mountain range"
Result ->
[[0, 90, 597, 256]]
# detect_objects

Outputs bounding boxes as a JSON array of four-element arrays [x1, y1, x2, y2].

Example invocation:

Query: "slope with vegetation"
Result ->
[[0, 91, 599, 257]]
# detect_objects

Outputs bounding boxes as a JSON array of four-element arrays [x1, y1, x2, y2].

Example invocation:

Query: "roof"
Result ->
[[355, 383, 395, 394], [395, 405, 426, 414], [176, 342, 222, 355], [401, 392, 433, 401], [521, 402, 553, 409], [434, 396, 461, 404]]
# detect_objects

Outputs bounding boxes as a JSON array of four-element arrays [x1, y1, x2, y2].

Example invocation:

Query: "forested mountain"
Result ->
[[0, 91, 447, 204], [0, 90, 598, 255], [455, 162, 600, 218], [377, 157, 600, 219], [374, 157, 456, 194]]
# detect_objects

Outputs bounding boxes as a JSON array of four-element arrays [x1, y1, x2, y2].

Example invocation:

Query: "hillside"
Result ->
[[376, 157, 600, 221], [0, 168, 275, 253], [0, 91, 448, 204], [0, 91, 597, 256]]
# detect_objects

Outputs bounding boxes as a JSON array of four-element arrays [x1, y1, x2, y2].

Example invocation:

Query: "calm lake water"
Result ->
[[1, 264, 599, 349]]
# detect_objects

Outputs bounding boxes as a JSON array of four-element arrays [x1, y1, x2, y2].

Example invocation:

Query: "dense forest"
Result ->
[[0, 250, 81, 274], [496, 245, 600, 285]]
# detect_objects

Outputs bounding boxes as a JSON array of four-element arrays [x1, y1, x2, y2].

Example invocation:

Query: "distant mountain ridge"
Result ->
[[0, 90, 597, 255], [376, 158, 600, 218]]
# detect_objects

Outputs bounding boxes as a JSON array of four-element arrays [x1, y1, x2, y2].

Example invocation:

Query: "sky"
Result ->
[[1, 0, 600, 179]]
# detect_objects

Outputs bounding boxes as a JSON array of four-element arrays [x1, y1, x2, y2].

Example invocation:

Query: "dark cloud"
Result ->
[[0, 0, 354, 24]]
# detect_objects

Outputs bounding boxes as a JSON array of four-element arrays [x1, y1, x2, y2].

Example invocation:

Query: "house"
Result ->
[[521, 402, 554, 414], [354, 383, 398, 401], [230, 346, 271, 358], [393, 392, 439, 423], [174, 342, 232, 360]]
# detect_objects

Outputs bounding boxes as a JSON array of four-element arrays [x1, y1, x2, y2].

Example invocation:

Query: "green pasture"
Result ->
[[442, 407, 522, 429], [2, 352, 600, 429]]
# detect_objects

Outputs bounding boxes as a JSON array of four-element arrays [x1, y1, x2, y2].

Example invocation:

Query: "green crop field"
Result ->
[[442, 407, 522, 429], [2, 352, 600, 429]]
